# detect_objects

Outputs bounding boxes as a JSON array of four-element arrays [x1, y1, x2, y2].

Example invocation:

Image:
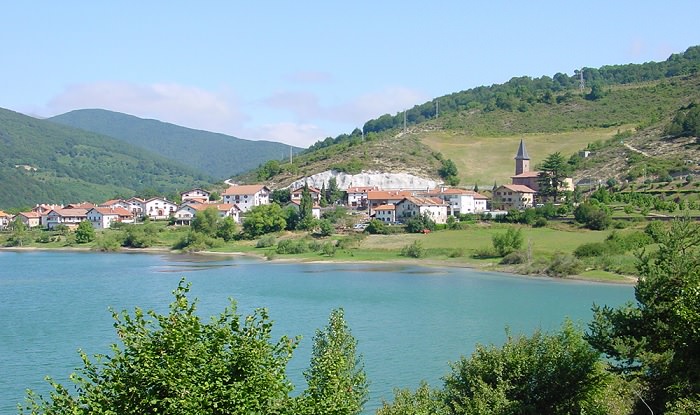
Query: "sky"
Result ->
[[2, 1, 699, 148]]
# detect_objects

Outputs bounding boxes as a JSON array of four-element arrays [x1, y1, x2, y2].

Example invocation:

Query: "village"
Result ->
[[0, 140, 564, 232]]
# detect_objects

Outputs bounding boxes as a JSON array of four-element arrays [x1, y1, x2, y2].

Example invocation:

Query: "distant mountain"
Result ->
[[0, 108, 212, 209], [49, 109, 301, 179]]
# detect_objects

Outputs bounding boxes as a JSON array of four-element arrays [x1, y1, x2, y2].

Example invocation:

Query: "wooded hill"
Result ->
[[0, 108, 212, 209], [246, 45, 700, 187], [49, 109, 302, 179]]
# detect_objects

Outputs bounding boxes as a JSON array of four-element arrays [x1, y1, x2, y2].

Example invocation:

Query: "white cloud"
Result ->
[[46, 81, 248, 134]]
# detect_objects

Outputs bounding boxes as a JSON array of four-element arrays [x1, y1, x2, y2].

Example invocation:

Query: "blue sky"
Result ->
[[2, 1, 698, 148]]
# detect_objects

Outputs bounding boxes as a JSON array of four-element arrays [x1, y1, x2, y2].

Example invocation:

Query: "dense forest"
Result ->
[[0, 108, 211, 209], [50, 109, 302, 179]]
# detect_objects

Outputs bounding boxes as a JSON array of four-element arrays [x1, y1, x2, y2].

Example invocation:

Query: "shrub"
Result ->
[[573, 242, 607, 258], [500, 250, 527, 265], [400, 240, 426, 258], [448, 248, 465, 258], [545, 253, 582, 277], [256, 235, 276, 248], [492, 227, 524, 256], [533, 217, 548, 228], [321, 241, 336, 257], [275, 239, 309, 254]]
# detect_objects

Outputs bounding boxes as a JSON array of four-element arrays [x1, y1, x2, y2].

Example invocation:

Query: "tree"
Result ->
[[326, 177, 343, 205], [271, 189, 291, 205], [216, 216, 238, 241], [74, 220, 95, 244], [491, 227, 523, 256], [444, 321, 613, 415], [586, 217, 700, 413], [574, 202, 611, 230], [21, 280, 299, 415], [405, 213, 436, 233], [192, 206, 219, 236], [6, 217, 31, 247], [537, 152, 569, 202], [242, 203, 287, 237], [317, 219, 334, 237], [300, 309, 368, 415], [586, 81, 606, 100], [438, 159, 460, 186], [296, 184, 315, 231]]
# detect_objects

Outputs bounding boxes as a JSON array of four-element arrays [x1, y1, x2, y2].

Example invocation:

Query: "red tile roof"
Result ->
[[90, 207, 132, 217], [500, 184, 536, 193], [374, 204, 395, 211], [223, 185, 269, 195], [367, 190, 414, 200]]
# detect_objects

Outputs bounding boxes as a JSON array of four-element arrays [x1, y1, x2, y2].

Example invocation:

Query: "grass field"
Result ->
[[419, 128, 622, 186]]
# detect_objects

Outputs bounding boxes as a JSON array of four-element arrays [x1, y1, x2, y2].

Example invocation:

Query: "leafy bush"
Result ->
[[365, 219, 388, 235], [545, 253, 582, 277], [400, 240, 426, 258], [275, 239, 309, 254], [321, 242, 336, 257], [492, 227, 524, 256], [500, 250, 527, 265], [172, 230, 222, 252], [405, 214, 436, 233], [256, 235, 276, 248], [573, 242, 607, 258]]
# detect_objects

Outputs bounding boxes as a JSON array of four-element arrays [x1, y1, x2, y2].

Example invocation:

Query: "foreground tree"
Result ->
[[537, 152, 569, 202], [21, 280, 298, 414], [74, 220, 96, 244], [587, 217, 700, 413], [299, 309, 368, 415], [21, 280, 369, 415], [242, 203, 287, 237]]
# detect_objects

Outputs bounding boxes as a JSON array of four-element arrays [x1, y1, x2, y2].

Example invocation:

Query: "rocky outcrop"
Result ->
[[285, 170, 439, 191]]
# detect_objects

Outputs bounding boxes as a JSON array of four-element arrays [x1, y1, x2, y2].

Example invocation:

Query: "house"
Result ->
[[86, 207, 133, 229], [16, 212, 41, 228], [420, 188, 489, 215], [366, 190, 414, 215], [32, 204, 63, 227], [286, 201, 322, 219], [394, 196, 448, 224], [125, 197, 145, 217], [290, 185, 322, 204], [181, 188, 211, 204], [45, 208, 88, 230], [142, 198, 178, 220], [491, 184, 536, 210], [222, 185, 270, 212], [346, 186, 378, 208], [0, 210, 12, 229], [373, 204, 396, 223], [99, 199, 130, 210], [173, 203, 241, 226]]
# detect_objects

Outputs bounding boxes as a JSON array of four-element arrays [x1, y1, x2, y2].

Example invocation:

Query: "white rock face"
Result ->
[[286, 170, 439, 191]]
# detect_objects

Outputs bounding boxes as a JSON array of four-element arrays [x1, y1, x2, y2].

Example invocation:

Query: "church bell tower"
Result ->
[[514, 139, 530, 175]]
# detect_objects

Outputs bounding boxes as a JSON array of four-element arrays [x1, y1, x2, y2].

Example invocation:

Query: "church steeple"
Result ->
[[514, 139, 530, 175]]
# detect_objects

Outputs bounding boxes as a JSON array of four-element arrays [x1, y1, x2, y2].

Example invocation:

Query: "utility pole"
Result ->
[[435, 99, 439, 119], [579, 68, 585, 92], [403, 110, 407, 132]]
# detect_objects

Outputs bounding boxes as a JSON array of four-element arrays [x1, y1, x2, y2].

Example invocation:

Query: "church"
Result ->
[[491, 139, 572, 210]]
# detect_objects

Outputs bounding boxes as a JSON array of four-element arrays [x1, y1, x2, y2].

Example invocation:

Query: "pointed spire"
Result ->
[[515, 139, 530, 160]]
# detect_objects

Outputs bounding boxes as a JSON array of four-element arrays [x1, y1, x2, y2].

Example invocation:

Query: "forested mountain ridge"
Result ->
[[246, 45, 700, 187], [0, 108, 211, 209], [49, 109, 302, 179]]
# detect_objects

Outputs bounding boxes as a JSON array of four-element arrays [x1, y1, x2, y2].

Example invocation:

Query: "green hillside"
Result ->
[[49, 109, 302, 179], [0, 108, 212, 209], [247, 46, 700, 187]]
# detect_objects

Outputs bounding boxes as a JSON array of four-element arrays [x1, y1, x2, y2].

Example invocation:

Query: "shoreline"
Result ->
[[0, 245, 637, 285]]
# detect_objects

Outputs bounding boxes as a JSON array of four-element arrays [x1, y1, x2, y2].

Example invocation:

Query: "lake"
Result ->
[[0, 250, 634, 414]]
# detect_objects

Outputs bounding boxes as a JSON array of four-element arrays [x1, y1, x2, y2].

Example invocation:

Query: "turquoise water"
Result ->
[[0, 250, 634, 414]]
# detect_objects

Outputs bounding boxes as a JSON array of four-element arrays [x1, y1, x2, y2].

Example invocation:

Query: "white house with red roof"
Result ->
[[394, 196, 448, 224], [222, 185, 270, 212], [366, 190, 415, 215], [373, 204, 396, 223], [86, 207, 134, 229], [492, 184, 536, 210], [45, 208, 89, 230], [173, 203, 241, 226], [16, 212, 41, 228], [421, 188, 489, 215], [346, 186, 378, 208], [290, 185, 322, 204], [125, 197, 145, 217], [180, 188, 211, 204], [143, 198, 178, 220], [0, 210, 12, 229]]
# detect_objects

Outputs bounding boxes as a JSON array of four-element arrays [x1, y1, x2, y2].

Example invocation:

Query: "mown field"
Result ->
[[419, 128, 622, 186]]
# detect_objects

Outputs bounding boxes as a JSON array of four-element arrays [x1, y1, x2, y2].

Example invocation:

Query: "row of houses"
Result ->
[[1, 140, 560, 231]]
